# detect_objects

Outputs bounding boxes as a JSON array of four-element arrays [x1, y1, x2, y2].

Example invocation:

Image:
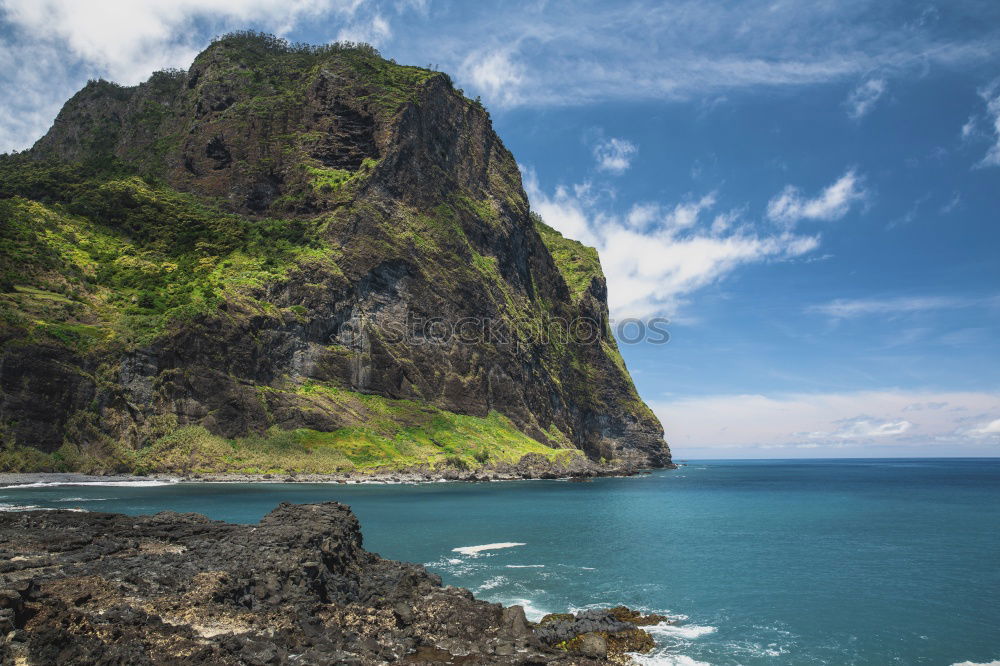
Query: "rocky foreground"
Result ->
[[0, 503, 668, 664]]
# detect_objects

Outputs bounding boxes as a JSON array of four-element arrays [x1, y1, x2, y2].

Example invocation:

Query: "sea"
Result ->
[[2, 458, 999, 666]]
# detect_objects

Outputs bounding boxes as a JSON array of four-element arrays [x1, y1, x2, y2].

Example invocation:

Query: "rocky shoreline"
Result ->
[[0, 454, 674, 489], [0, 502, 674, 664]]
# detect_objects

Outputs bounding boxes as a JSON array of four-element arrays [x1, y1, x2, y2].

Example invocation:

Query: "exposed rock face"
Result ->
[[0, 503, 660, 664], [0, 33, 670, 469]]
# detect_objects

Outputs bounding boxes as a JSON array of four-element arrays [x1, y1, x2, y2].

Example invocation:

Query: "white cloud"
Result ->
[[710, 208, 743, 235], [433, 1, 998, 108], [4, 1, 998, 149], [1, 0, 358, 83], [0, 0, 365, 152], [336, 13, 392, 46], [651, 390, 1000, 457], [961, 116, 977, 139], [766, 170, 866, 225], [593, 137, 638, 174], [808, 297, 943, 319], [975, 77, 1000, 168], [664, 193, 716, 232], [845, 78, 886, 119], [395, 0, 429, 15], [460, 49, 524, 107], [966, 418, 1000, 438], [807, 295, 987, 319], [522, 167, 819, 319], [808, 417, 912, 440], [625, 202, 660, 230], [940, 192, 962, 214]]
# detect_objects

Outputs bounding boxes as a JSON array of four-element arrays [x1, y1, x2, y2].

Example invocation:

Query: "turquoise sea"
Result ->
[[3, 459, 999, 665]]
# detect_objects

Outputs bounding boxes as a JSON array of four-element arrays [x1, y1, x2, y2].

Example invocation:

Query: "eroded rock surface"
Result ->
[[0, 503, 661, 664]]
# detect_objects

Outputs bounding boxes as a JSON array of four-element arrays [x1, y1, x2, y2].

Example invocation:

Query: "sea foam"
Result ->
[[475, 576, 508, 592], [0, 503, 86, 512], [496, 598, 548, 622], [646, 622, 718, 640], [1, 479, 177, 489]]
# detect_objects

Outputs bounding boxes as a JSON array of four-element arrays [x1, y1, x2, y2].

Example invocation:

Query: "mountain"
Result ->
[[0, 32, 671, 475]]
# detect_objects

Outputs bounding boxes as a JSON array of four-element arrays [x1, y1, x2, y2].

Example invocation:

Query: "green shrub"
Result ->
[[444, 454, 469, 470]]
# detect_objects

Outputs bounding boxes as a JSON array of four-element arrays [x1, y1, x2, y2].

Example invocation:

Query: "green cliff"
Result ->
[[0, 32, 670, 475]]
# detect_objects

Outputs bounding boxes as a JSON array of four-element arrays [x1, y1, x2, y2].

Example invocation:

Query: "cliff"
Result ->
[[0, 32, 670, 474]]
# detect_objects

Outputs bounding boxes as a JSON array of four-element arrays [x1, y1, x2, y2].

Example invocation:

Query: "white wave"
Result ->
[[497, 598, 548, 622], [475, 576, 507, 592], [452, 542, 525, 556], [1, 479, 177, 489], [725, 641, 789, 658], [567, 603, 686, 622], [505, 564, 544, 568], [951, 661, 1000, 666], [0, 503, 86, 512], [646, 622, 717, 640], [630, 652, 711, 666], [53, 497, 113, 502]]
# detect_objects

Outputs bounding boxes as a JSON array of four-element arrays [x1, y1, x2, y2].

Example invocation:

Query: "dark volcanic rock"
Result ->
[[0, 503, 660, 664]]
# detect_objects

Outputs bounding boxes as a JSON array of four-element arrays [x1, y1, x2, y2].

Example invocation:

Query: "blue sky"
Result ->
[[1, 0, 998, 458]]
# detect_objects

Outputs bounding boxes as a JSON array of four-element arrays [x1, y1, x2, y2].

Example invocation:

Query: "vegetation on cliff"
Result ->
[[0, 32, 671, 474]]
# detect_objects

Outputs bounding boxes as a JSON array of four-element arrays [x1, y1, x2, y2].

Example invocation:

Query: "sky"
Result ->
[[1, 0, 998, 458]]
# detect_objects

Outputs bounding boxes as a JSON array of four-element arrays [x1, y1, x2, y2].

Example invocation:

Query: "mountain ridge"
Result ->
[[0, 32, 671, 474]]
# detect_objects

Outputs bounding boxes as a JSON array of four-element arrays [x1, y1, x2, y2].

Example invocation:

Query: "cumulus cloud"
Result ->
[[336, 13, 392, 46], [651, 390, 1000, 457], [845, 78, 886, 119], [1, 0, 358, 83], [966, 418, 1000, 438], [0, 0, 366, 152], [522, 167, 819, 319], [460, 49, 524, 107], [974, 77, 1000, 168], [766, 170, 866, 225], [593, 138, 638, 174]]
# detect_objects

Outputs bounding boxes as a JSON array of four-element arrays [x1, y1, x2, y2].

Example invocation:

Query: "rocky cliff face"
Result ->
[[0, 32, 670, 471]]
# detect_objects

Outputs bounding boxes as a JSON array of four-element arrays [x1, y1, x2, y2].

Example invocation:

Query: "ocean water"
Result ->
[[2, 458, 999, 665]]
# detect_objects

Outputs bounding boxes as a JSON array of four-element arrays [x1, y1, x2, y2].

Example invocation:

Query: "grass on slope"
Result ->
[[0, 383, 577, 475], [531, 212, 601, 301], [0, 168, 330, 348]]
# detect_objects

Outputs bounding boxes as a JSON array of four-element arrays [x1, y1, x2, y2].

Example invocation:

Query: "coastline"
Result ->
[[0, 460, 668, 489], [0, 501, 670, 663]]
